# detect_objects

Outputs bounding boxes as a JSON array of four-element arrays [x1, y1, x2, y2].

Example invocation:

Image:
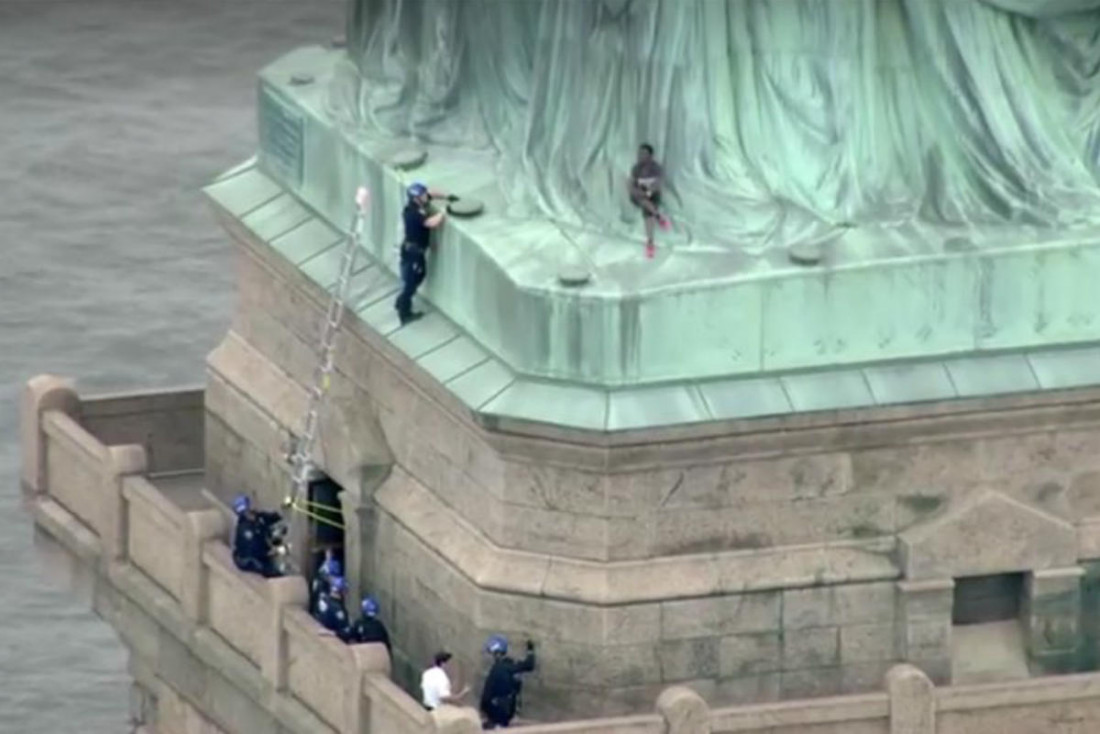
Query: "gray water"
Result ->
[[0, 2, 342, 730]]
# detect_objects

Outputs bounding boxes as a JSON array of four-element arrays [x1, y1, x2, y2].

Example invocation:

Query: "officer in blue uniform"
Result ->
[[347, 595, 392, 655], [309, 552, 341, 616], [231, 494, 283, 578], [394, 182, 456, 326], [315, 575, 352, 641], [480, 635, 536, 729]]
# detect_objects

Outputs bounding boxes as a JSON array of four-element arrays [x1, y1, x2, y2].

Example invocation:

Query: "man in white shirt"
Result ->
[[421, 651, 469, 711]]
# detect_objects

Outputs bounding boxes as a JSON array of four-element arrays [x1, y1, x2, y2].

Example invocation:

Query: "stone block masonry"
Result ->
[[25, 375, 1100, 734], [179, 219, 1100, 718]]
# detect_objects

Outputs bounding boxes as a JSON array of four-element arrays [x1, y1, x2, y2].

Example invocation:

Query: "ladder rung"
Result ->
[[288, 202, 367, 526]]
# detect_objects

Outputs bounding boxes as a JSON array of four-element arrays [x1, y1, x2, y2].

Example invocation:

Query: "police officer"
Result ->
[[315, 575, 352, 641], [309, 552, 341, 616], [231, 494, 283, 578], [394, 182, 456, 326], [479, 635, 536, 729], [347, 595, 392, 655]]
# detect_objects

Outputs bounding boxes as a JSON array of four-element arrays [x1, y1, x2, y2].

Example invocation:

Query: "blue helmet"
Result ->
[[361, 595, 380, 617], [485, 635, 508, 655], [407, 182, 428, 200], [320, 557, 342, 579], [232, 494, 251, 515], [330, 576, 348, 595]]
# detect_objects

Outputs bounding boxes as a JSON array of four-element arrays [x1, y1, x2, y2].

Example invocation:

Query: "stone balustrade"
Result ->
[[21, 374, 1100, 734], [125, 475, 188, 600], [24, 375, 464, 734]]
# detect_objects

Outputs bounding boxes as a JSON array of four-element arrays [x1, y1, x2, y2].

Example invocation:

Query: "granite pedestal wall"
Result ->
[[203, 216, 1100, 719]]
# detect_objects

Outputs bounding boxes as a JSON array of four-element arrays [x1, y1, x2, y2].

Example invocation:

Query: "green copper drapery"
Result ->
[[332, 0, 1100, 253]]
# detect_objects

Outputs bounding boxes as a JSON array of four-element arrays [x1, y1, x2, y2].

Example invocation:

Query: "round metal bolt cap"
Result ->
[[448, 198, 484, 218], [558, 266, 591, 287], [944, 236, 975, 253], [788, 242, 823, 266], [289, 73, 315, 86], [392, 148, 428, 171]]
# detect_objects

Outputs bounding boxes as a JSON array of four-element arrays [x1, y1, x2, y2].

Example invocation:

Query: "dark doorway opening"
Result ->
[[953, 573, 1025, 626], [307, 474, 345, 578]]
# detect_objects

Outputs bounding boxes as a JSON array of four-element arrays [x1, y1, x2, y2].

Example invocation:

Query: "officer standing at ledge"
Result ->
[[347, 595, 392, 655], [309, 551, 341, 616], [315, 576, 352, 641], [480, 635, 536, 729], [394, 182, 457, 326]]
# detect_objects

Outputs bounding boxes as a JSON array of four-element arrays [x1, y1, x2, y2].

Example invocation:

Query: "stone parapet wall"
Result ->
[[81, 386, 205, 475], [21, 375, 472, 734], [22, 375, 1100, 734], [124, 475, 187, 601], [40, 409, 113, 541], [20, 383, 204, 494]]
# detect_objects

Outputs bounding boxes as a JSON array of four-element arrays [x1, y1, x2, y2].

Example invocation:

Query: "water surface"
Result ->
[[0, 2, 341, 730]]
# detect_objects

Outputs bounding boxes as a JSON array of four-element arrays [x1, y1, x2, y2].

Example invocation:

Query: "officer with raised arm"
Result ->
[[394, 182, 457, 326], [480, 635, 536, 729]]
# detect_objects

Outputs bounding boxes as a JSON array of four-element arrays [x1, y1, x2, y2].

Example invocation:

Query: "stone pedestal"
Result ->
[[896, 579, 953, 684], [1024, 566, 1084, 674], [200, 171, 1100, 718]]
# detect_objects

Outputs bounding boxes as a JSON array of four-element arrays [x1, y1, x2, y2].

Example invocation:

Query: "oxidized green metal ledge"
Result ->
[[241, 46, 1100, 390], [205, 161, 1100, 433]]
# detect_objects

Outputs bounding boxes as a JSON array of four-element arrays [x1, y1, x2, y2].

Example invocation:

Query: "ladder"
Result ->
[[285, 186, 371, 524]]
